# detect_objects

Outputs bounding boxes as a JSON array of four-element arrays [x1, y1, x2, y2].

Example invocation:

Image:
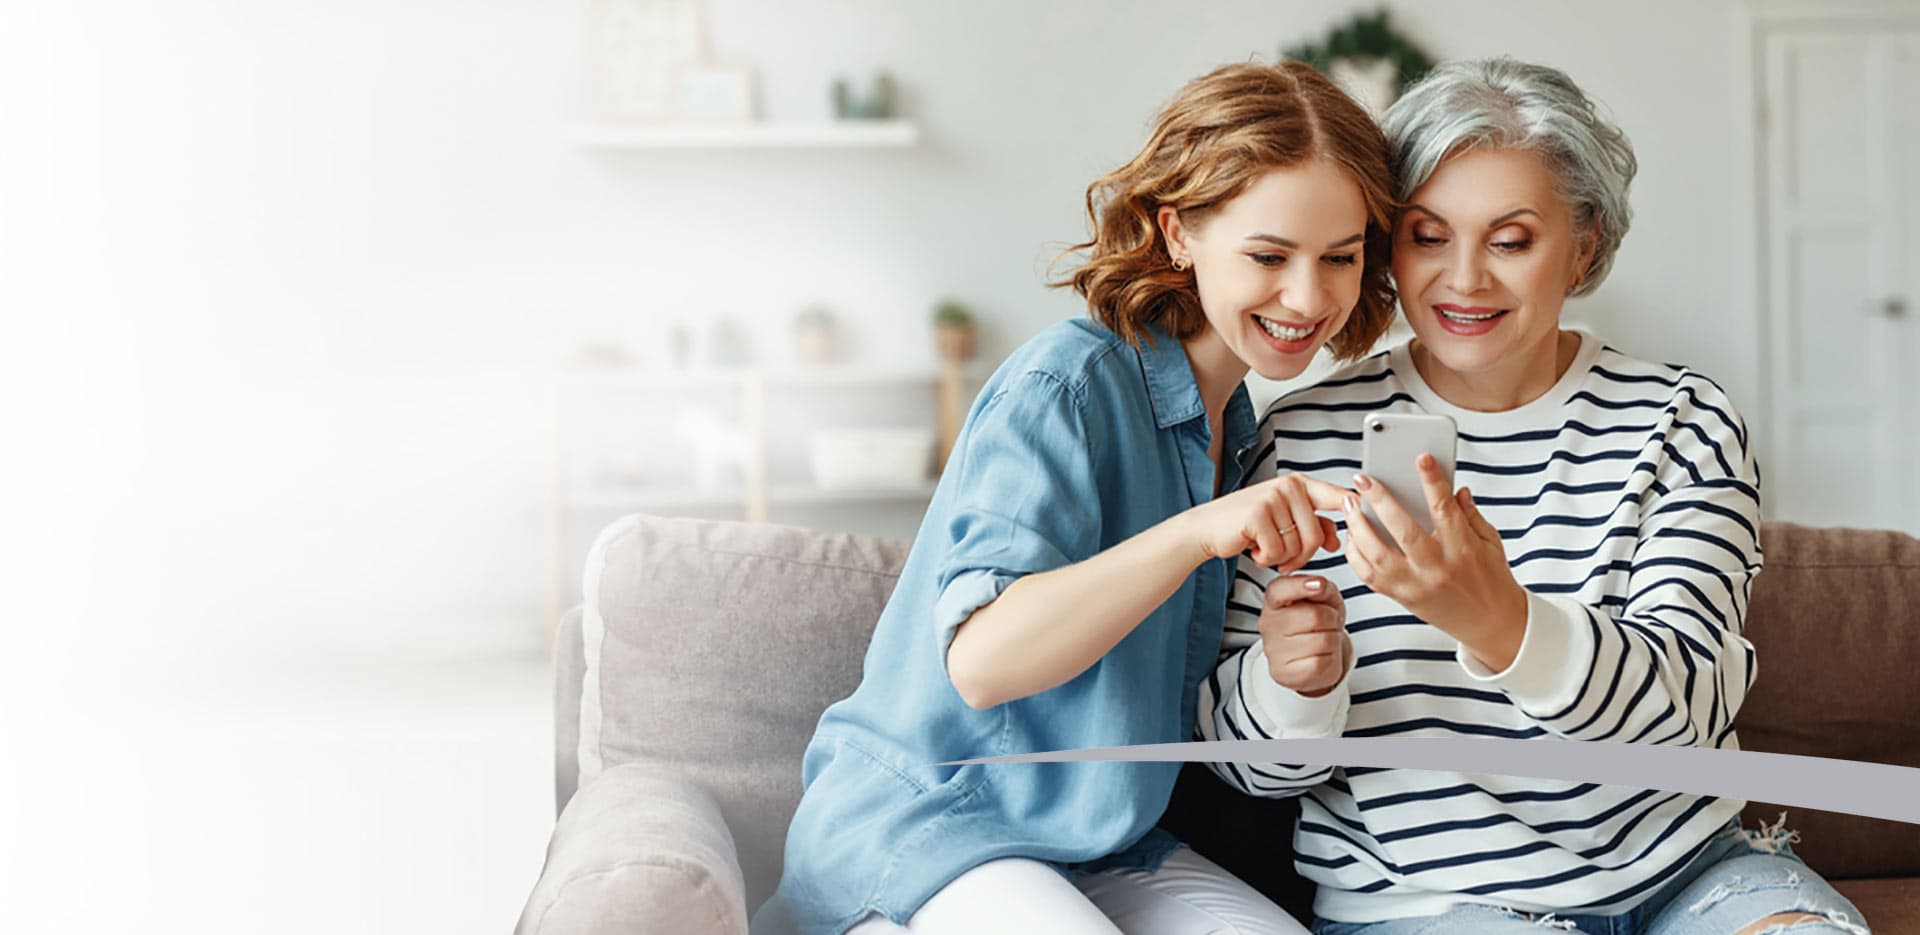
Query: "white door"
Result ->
[[1759, 23, 1920, 535]]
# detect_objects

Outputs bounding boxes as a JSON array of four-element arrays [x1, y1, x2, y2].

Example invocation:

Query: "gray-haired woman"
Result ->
[[1198, 58, 1872, 934]]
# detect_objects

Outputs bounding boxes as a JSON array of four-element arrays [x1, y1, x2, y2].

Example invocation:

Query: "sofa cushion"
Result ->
[[573, 515, 911, 911], [1831, 877, 1920, 935], [518, 762, 747, 935], [1737, 522, 1920, 879]]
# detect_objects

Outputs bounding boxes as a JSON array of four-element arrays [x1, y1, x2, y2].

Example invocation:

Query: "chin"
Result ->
[[1418, 342, 1495, 373], [1414, 326, 1506, 366], [1250, 357, 1315, 382]]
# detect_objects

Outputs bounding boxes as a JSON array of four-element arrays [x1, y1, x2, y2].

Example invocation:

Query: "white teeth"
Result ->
[[1440, 308, 1502, 323], [1258, 316, 1315, 341]]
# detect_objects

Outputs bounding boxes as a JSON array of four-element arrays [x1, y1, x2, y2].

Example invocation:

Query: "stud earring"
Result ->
[[1172, 255, 1190, 272]]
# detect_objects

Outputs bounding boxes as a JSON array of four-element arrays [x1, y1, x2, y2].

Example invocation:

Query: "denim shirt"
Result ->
[[754, 318, 1257, 935]]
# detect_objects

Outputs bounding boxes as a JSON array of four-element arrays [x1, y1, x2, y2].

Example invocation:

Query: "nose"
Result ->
[[1279, 259, 1331, 315], [1449, 243, 1490, 295]]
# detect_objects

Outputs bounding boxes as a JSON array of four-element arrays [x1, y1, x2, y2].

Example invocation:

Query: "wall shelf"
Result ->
[[765, 482, 938, 504], [573, 120, 921, 149], [562, 482, 936, 512], [558, 364, 981, 391]]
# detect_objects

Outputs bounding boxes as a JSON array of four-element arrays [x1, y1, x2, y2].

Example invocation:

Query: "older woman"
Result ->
[[1198, 59, 1871, 934]]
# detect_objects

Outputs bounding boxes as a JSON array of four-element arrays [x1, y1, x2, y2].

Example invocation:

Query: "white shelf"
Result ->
[[557, 365, 979, 391], [564, 482, 936, 511], [765, 482, 937, 504], [573, 120, 921, 149], [564, 488, 745, 511], [765, 367, 974, 388]]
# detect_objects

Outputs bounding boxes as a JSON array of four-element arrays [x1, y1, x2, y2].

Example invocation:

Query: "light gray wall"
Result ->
[[6, 1, 1760, 663]]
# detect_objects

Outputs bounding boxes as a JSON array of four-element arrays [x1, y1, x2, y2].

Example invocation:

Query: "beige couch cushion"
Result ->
[[518, 763, 747, 935], [570, 515, 911, 910]]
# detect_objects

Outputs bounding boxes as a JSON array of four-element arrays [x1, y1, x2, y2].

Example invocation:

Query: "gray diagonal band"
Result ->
[[944, 738, 1920, 825]]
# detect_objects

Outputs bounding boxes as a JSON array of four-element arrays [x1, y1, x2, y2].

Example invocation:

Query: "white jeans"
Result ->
[[845, 846, 1308, 935]]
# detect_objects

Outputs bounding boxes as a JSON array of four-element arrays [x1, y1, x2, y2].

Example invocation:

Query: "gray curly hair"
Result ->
[[1380, 57, 1638, 296]]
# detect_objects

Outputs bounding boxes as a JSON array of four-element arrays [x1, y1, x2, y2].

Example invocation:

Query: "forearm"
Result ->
[[946, 512, 1206, 709], [1466, 588, 1752, 747]]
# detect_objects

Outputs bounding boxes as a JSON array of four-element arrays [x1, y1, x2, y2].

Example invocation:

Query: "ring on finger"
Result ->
[[1276, 523, 1298, 536]]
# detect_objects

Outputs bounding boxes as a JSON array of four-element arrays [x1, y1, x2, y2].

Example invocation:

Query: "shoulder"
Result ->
[[1586, 344, 1749, 442], [1259, 347, 1400, 425], [984, 317, 1134, 406]]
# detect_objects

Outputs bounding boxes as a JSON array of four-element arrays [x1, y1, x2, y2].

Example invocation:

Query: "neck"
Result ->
[[1181, 330, 1250, 426], [1411, 329, 1579, 412]]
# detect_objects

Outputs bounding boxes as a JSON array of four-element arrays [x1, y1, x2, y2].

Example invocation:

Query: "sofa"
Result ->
[[516, 515, 1920, 934]]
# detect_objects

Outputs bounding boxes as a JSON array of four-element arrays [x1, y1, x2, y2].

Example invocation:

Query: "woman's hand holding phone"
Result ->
[[1343, 454, 1530, 671]]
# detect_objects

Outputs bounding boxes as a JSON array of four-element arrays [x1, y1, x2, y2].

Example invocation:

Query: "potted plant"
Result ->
[[932, 298, 977, 363], [1282, 9, 1432, 114]]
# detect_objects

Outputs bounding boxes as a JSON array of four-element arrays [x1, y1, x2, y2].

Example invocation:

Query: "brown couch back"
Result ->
[[1170, 522, 1920, 903], [1734, 521, 1920, 877]]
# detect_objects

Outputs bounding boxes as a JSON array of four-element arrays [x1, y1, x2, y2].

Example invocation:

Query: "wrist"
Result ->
[[1158, 509, 1215, 569], [1462, 582, 1530, 672], [1245, 641, 1351, 735]]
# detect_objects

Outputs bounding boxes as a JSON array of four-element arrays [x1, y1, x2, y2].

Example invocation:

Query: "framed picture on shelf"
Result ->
[[672, 62, 756, 123], [586, 0, 708, 121]]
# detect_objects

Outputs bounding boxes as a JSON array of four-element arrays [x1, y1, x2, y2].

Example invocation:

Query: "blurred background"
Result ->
[[3, 1, 1914, 931]]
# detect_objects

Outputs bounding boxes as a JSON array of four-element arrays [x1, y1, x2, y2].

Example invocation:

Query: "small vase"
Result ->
[[794, 322, 838, 365], [935, 323, 976, 363]]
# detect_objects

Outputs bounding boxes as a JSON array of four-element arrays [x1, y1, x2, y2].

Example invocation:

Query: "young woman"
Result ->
[[753, 62, 1397, 935], [1200, 58, 1870, 934]]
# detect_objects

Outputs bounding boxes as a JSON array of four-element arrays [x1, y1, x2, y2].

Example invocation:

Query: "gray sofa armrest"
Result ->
[[516, 762, 749, 935]]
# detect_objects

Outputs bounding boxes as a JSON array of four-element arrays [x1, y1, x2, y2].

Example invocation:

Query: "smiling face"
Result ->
[[1391, 146, 1595, 393], [1162, 160, 1369, 382]]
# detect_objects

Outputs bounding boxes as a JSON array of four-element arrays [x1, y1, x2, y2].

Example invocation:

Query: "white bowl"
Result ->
[[809, 428, 934, 489]]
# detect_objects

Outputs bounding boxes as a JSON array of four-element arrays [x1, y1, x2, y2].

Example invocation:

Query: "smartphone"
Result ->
[[1358, 412, 1458, 552]]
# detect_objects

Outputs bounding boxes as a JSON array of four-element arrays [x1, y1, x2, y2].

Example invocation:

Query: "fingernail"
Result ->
[[1418, 453, 1435, 470], [1352, 474, 1372, 491], [1304, 578, 1323, 592]]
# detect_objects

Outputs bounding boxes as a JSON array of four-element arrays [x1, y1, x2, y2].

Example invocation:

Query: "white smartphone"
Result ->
[[1358, 412, 1458, 552]]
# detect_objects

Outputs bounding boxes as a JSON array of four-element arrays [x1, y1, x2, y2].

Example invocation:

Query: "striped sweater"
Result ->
[[1197, 332, 1763, 924]]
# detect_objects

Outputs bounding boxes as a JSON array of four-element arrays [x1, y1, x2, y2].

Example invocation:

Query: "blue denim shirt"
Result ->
[[754, 318, 1257, 935]]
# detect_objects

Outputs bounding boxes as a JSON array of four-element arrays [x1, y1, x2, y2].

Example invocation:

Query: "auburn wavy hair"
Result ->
[[1053, 61, 1397, 360]]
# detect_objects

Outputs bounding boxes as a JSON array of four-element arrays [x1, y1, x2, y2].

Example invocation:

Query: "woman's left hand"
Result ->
[[1342, 453, 1530, 671]]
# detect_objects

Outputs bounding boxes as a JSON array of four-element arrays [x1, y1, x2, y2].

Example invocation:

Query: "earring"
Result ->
[[1172, 255, 1190, 272]]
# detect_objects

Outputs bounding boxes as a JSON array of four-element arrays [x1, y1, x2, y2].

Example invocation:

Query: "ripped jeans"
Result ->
[[1311, 815, 1870, 934]]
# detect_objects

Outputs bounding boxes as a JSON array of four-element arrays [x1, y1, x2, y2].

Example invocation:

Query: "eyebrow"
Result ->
[[1243, 232, 1366, 250], [1404, 205, 1543, 228]]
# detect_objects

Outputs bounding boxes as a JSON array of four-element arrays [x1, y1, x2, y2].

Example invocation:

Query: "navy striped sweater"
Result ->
[[1197, 332, 1763, 923]]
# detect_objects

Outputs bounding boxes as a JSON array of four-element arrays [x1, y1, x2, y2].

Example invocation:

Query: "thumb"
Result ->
[[1316, 516, 1342, 552]]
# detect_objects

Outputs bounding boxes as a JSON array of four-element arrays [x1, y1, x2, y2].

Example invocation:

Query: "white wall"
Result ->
[[6, 1, 1760, 672]]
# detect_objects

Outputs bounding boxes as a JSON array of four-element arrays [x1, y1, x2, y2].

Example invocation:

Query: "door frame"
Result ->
[[1736, 0, 1920, 523]]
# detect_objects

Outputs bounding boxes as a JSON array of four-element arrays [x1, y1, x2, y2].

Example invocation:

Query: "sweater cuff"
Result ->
[[1240, 639, 1352, 737], [1457, 591, 1594, 715]]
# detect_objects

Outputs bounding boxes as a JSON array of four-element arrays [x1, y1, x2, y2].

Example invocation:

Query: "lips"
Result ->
[[1254, 314, 1322, 353], [1433, 303, 1507, 336]]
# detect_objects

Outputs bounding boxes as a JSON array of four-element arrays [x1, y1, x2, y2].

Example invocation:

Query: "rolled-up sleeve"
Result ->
[[931, 370, 1102, 661]]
